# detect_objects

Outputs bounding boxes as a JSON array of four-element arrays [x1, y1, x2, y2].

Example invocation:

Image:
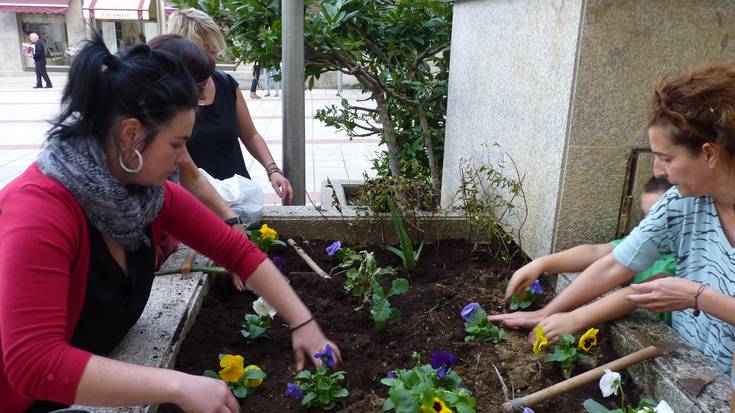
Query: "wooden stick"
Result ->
[[287, 238, 330, 279], [502, 346, 658, 412]]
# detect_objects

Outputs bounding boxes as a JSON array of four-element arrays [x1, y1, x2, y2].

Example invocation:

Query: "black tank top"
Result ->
[[187, 70, 250, 180], [25, 224, 155, 413]]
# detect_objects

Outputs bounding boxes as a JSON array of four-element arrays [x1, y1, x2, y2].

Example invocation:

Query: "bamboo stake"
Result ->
[[502, 346, 658, 412], [287, 238, 330, 278]]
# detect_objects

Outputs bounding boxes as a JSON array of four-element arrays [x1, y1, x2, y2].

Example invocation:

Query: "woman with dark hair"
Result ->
[[146, 34, 254, 288], [491, 65, 735, 408], [0, 34, 339, 413]]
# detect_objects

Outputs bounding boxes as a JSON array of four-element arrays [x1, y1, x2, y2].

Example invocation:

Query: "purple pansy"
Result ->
[[522, 408, 535, 413], [271, 255, 288, 275], [326, 240, 342, 256], [430, 350, 458, 378], [286, 382, 304, 400], [530, 280, 543, 295], [461, 302, 481, 322], [314, 344, 335, 367], [386, 371, 397, 379]]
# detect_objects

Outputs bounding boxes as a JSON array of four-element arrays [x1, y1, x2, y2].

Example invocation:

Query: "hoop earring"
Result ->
[[118, 149, 143, 174]]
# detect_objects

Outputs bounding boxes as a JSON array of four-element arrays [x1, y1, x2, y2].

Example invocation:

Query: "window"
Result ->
[[20, 13, 70, 67]]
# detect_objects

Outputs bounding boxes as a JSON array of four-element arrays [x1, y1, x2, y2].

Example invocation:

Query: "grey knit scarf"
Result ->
[[36, 135, 163, 250]]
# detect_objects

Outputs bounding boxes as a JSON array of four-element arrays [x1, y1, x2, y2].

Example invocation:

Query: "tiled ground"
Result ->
[[0, 73, 382, 205]]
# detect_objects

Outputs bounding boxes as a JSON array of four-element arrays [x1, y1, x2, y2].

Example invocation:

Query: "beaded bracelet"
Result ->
[[693, 283, 707, 317], [265, 163, 283, 179], [290, 316, 315, 332]]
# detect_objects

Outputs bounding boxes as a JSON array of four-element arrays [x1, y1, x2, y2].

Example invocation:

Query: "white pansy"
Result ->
[[253, 297, 277, 318], [654, 400, 674, 413], [599, 369, 621, 397]]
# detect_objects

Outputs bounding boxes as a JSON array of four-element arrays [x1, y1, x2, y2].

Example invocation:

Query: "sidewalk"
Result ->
[[0, 73, 381, 205]]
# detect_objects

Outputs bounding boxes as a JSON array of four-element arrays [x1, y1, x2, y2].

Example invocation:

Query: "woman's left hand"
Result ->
[[626, 277, 700, 312], [270, 172, 293, 204], [290, 320, 342, 371]]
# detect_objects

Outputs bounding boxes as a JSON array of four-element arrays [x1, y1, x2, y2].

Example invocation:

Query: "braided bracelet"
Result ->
[[265, 163, 282, 179], [290, 316, 315, 332], [693, 283, 707, 317]]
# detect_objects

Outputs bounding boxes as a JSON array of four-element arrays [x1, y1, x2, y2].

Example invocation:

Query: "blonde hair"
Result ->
[[167, 8, 226, 53]]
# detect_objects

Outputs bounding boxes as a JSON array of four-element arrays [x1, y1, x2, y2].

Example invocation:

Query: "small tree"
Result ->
[[174, 0, 452, 191]]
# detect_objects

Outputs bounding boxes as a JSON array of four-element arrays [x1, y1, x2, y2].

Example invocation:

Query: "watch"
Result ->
[[224, 216, 244, 226]]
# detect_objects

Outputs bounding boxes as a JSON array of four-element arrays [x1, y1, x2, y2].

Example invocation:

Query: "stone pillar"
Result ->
[[281, 0, 305, 205], [441, 0, 735, 259], [0, 13, 23, 74], [65, 0, 86, 48]]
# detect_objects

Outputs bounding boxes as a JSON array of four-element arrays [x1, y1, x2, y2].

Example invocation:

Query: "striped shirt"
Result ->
[[613, 187, 735, 377]]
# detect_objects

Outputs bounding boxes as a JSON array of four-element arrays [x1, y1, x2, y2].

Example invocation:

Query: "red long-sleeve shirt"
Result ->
[[0, 164, 267, 412]]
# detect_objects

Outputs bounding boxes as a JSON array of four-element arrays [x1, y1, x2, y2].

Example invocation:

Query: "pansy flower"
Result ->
[[420, 397, 453, 413], [530, 280, 544, 295], [599, 369, 621, 397], [460, 302, 481, 322], [314, 344, 335, 367], [578, 327, 599, 352], [326, 240, 342, 256], [271, 255, 288, 275], [286, 382, 304, 400], [258, 223, 277, 241], [532, 326, 548, 355], [219, 354, 245, 383], [253, 297, 277, 318], [243, 364, 264, 388], [430, 350, 458, 378], [386, 371, 397, 379]]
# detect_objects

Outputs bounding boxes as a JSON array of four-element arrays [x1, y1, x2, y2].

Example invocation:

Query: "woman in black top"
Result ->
[[167, 8, 293, 203]]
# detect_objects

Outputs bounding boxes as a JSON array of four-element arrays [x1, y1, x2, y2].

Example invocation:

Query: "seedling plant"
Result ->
[[203, 354, 266, 399], [286, 345, 348, 410]]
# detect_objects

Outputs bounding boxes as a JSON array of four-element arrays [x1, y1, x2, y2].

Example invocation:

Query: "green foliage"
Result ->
[[246, 224, 286, 253], [386, 198, 424, 270], [203, 355, 266, 399], [509, 287, 542, 311], [583, 399, 658, 413], [456, 145, 528, 267], [240, 313, 271, 343], [174, 0, 453, 186], [293, 367, 348, 410], [462, 306, 503, 344], [342, 250, 408, 329], [381, 363, 476, 413], [543, 334, 593, 379]]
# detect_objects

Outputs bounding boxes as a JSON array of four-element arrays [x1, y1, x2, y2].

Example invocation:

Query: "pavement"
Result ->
[[0, 73, 381, 205]]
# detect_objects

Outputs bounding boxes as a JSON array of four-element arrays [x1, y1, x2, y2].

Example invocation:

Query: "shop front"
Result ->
[[83, 0, 161, 54], [0, 0, 72, 72]]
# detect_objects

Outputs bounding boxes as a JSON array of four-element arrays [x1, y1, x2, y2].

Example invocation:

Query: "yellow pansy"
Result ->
[[578, 327, 599, 352], [533, 326, 548, 354], [219, 354, 245, 383], [243, 364, 264, 388], [258, 223, 277, 241], [420, 397, 453, 413]]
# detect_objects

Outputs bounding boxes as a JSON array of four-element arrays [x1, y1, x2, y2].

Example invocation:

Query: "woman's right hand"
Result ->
[[537, 311, 583, 341], [291, 320, 342, 371], [173, 373, 240, 413], [504, 260, 544, 300], [487, 308, 550, 330]]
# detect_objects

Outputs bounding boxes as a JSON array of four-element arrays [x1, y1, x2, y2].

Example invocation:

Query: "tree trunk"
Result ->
[[372, 91, 401, 178], [416, 104, 440, 192]]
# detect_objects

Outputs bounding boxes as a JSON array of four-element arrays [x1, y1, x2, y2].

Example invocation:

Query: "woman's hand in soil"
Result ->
[[174, 373, 240, 413], [291, 320, 342, 370], [487, 308, 549, 330], [536, 312, 583, 341], [505, 261, 543, 300]]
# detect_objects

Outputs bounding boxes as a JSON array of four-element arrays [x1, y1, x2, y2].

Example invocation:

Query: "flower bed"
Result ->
[[159, 239, 641, 412]]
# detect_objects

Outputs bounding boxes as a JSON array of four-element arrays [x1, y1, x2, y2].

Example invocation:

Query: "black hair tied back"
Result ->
[[102, 54, 119, 72]]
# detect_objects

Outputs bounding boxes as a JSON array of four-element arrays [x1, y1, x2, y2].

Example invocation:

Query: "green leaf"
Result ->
[[203, 370, 219, 379], [302, 391, 316, 406], [334, 387, 349, 398], [295, 370, 313, 380], [388, 278, 409, 296], [393, 388, 420, 413], [583, 399, 612, 413], [232, 385, 248, 399], [244, 369, 266, 379]]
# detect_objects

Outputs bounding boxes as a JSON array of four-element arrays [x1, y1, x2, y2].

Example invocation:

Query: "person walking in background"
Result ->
[[250, 63, 262, 99], [30, 33, 52, 89], [265, 66, 280, 97]]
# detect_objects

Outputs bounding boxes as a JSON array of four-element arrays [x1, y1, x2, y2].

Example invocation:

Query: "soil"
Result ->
[[159, 239, 640, 413]]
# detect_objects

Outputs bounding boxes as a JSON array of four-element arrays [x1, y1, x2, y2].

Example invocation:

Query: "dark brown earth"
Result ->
[[159, 239, 639, 412]]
